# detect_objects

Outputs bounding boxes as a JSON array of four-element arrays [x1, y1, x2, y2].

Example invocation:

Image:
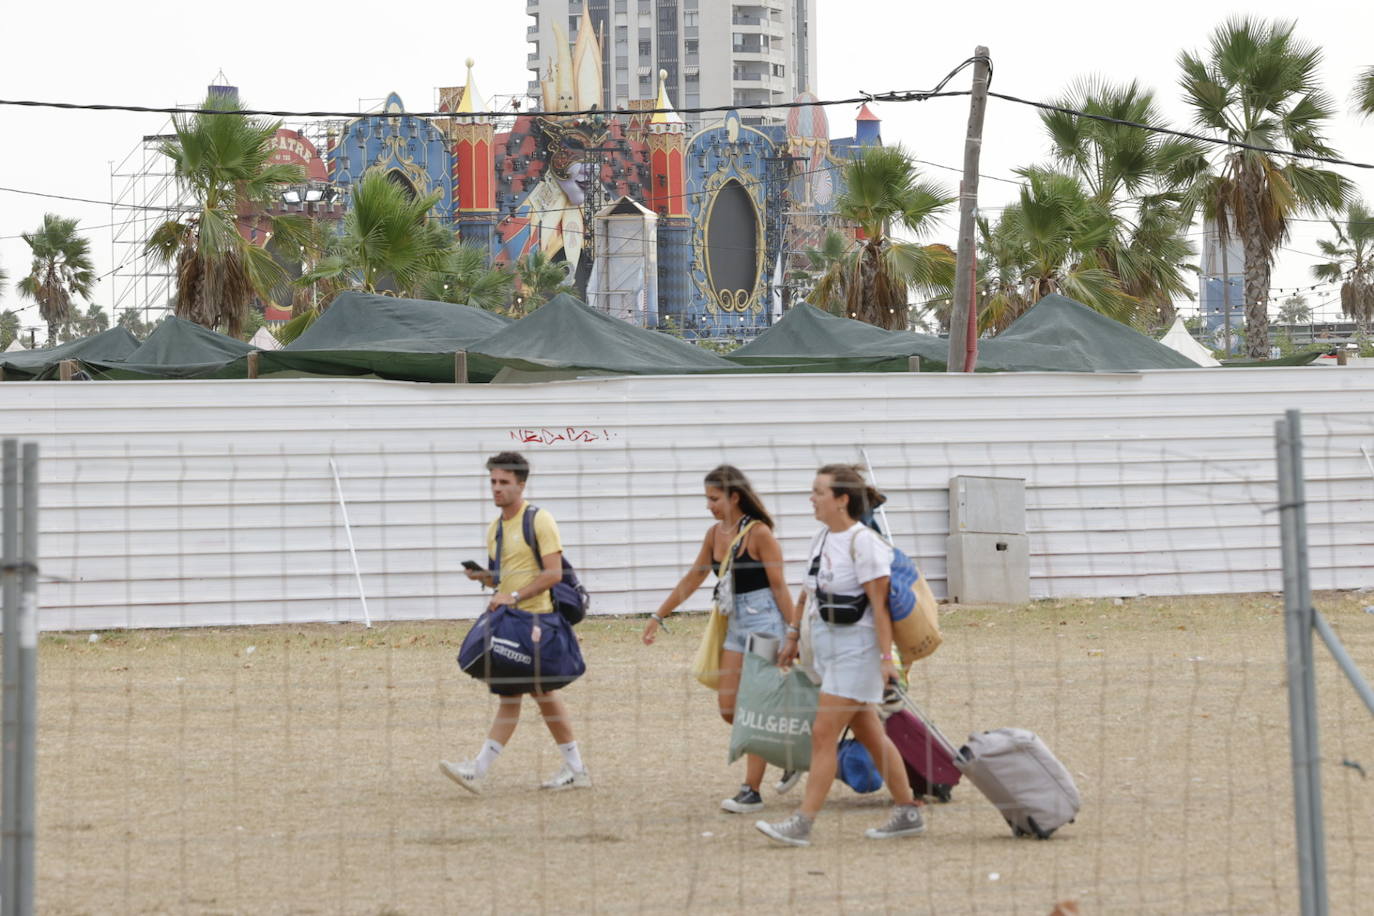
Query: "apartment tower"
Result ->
[[525, 0, 816, 125]]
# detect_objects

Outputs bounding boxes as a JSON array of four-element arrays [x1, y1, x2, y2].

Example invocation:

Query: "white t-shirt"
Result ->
[[805, 523, 894, 627]]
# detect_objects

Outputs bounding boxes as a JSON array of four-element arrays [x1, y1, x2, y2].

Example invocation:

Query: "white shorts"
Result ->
[[810, 616, 884, 704]]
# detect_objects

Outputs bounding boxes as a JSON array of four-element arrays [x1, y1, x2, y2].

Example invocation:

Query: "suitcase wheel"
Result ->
[[1026, 815, 1053, 840], [932, 784, 953, 804]]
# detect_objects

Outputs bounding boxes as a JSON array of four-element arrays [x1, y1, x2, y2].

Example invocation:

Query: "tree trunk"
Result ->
[[1240, 172, 1271, 358]]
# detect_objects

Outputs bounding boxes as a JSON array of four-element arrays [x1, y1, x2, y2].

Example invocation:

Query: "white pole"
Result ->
[[858, 446, 894, 541], [329, 458, 372, 628]]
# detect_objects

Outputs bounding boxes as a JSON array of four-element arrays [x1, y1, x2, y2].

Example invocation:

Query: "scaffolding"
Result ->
[[108, 116, 344, 327]]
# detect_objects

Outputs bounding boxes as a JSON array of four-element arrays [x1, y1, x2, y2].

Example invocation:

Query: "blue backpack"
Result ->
[[851, 522, 920, 623], [492, 505, 589, 625]]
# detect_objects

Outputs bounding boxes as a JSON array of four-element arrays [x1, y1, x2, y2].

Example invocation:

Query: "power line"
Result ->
[[987, 91, 1374, 171]]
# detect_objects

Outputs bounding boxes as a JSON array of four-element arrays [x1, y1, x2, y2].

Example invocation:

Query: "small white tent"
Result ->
[[1158, 316, 1220, 367], [4, 339, 27, 352], [249, 327, 281, 351]]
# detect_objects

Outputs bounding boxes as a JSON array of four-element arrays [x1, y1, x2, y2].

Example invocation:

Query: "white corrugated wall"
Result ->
[[2, 367, 1371, 631]]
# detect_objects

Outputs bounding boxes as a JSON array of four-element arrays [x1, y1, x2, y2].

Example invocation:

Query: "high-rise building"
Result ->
[[525, 0, 816, 126]]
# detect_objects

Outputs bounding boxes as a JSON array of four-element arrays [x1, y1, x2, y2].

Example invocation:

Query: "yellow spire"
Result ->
[[649, 69, 685, 131], [457, 58, 487, 115]]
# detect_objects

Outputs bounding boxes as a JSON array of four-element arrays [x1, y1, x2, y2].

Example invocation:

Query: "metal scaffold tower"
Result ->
[[108, 120, 192, 327]]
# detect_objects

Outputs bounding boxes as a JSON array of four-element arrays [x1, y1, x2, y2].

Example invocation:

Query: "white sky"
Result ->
[[2, 0, 1372, 333]]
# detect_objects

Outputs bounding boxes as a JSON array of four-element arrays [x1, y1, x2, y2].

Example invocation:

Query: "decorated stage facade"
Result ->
[[307, 11, 878, 338]]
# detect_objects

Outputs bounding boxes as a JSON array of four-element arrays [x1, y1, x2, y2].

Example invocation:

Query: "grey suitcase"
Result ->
[[957, 728, 1081, 839]]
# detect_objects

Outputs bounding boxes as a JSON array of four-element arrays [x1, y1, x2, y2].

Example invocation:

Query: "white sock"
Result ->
[[557, 740, 584, 773], [474, 739, 503, 776]]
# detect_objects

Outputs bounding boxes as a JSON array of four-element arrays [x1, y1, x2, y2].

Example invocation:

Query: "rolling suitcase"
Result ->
[[958, 728, 1081, 839], [883, 700, 962, 803], [891, 687, 1080, 838]]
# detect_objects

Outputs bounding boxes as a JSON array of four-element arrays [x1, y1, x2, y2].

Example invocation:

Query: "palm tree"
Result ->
[[975, 170, 1135, 333], [1179, 17, 1351, 357], [0, 310, 19, 350], [18, 213, 96, 345], [1356, 66, 1374, 117], [300, 171, 450, 296], [806, 145, 955, 330], [1039, 79, 1207, 322], [513, 248, 574, 314], [1311, 201, 1374, 336], [146, 93, 306, 337], [418, 244, 514, 312]]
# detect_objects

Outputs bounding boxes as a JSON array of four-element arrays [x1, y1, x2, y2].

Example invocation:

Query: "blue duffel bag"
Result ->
[[457, 605, 586, 696], [836, 730, 884, 794]]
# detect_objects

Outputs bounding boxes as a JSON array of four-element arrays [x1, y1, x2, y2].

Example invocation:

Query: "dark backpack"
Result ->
[[491, 505, 589, 625]]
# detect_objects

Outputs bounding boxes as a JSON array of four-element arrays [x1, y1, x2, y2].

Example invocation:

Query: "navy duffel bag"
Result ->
[[457, 605, 586, 696]]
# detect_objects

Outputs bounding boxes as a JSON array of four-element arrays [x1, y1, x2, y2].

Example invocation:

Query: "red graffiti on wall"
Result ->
[[510, 428, 616, 445]]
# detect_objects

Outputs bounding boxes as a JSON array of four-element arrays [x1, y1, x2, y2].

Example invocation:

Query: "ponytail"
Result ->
[[817, 463, 885, 520]]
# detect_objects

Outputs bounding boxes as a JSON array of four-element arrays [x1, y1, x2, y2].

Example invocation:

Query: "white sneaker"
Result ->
[[774, 769, 802, 795], [540, 763, 592, 790], [439, 759, 485, 795]]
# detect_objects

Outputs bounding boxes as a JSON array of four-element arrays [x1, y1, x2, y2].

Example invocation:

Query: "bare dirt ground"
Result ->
[[32, 591, 1374, 914]]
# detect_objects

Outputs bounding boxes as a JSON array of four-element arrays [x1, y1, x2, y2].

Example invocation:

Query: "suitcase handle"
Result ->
[[887, 681, 965, 762]]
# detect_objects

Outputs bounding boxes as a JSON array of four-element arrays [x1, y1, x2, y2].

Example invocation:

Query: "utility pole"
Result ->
[[948, 46, 990, 372]]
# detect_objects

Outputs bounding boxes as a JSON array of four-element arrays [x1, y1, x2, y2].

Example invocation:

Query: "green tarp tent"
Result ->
[[472, 293, 737, 379], [729, 304, 948, 372], [978, 294, 1202, 371], [0, 327, 140, 380], [266, 291, 514, 382], [80, 316, 256, 379]]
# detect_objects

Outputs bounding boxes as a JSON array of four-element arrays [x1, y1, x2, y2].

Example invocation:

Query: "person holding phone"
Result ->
[[755, 464, 925, 847], [439, 451, 591, 794], [642, 465, 800, 813]]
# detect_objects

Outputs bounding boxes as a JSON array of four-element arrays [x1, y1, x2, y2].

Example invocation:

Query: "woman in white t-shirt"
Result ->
[[756, 464, 926, 847]]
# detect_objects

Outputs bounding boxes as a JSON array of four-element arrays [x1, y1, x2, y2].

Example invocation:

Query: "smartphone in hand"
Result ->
[[461, 560, 484, 572]]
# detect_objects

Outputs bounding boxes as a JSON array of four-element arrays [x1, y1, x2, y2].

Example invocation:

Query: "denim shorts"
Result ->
[[723, 587, 787, 654]]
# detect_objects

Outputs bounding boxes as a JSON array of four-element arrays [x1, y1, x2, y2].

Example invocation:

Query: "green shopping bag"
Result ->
[[727, 653, 820, 771]]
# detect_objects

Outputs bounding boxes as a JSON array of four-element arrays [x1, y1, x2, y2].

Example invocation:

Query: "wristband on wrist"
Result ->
[[510, 590, 520, 604], [880, 652, 894, 661]]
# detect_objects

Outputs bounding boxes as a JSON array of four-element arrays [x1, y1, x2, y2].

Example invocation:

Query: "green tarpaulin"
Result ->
[[472, 293, 737, 378], [978, 294, 1202, 371], [80, 316, 256, 379], [0, 327, 139, 379], [266, 291, 514, 382], [729, 304, 948, 372], [734, 296, 1206, 373]]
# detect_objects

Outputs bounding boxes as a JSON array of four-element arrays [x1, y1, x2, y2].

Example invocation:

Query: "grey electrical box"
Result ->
[[946, 533, 1030, 604], [946, 476, 1029, 604], [950, 475, 1026, 534]]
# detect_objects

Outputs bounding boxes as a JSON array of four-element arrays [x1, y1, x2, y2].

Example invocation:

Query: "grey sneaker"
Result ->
[[439, 759, 485, 796], [865, 803, 927, 839], [540, 764, 592, 790], [774, 769, 802, 795], [721, 785, 765, 813], [755, 812, 813, 847]]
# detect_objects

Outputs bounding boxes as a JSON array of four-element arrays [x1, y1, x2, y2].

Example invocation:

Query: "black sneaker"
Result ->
[[720, 785, 765, 813]]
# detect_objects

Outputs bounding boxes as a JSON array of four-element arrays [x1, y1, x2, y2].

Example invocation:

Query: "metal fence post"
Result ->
[[1276, 409, 1328, 916], [15, 443, 38, 916], [1, 439, 18, 913]]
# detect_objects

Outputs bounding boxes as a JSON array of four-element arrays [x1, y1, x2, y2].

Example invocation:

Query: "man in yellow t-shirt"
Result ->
[[440, 451, 591, 795]]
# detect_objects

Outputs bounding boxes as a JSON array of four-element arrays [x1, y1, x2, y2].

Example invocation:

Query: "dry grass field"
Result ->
[[31, 591, 1374, 914]]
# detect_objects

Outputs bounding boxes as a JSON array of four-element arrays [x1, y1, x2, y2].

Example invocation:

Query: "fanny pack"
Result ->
[[808, 533, 868, 625], [815, 590, 868, 625]]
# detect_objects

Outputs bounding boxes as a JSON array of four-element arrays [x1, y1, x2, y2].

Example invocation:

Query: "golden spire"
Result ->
[[648, 69, 685, 132], [456, 58, 486, 115]]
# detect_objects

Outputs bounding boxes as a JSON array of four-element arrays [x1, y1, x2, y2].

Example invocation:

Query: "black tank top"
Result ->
[[717, 532, 771, 595]]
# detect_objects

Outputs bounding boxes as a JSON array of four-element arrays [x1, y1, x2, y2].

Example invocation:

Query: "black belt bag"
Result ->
[[816, 591, 868, 625]]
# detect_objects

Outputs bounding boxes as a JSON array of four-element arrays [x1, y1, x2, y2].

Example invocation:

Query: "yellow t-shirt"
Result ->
[[486, 503, 563, 614]]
